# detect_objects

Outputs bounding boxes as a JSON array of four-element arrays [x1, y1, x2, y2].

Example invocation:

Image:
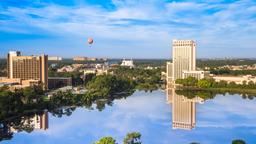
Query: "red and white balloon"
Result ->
[[88, 37, 94, 45]]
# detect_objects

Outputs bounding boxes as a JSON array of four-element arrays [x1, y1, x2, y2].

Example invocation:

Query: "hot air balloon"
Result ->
[[88, 37, 93, 45]]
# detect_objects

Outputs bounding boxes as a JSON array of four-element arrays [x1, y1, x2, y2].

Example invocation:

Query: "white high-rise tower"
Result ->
[[167, 40, 196, 83]]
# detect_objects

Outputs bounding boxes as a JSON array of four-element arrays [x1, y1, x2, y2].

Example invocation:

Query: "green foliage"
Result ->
[[84, 73, 96, 85], [176, 77, 199, 87], [133, 59, 167, 68], [176, 87, 256, 101], [0, 90, 23, 120], [176, 77, 256, 89], [123, 132, 141, 144], [197, 79, 212, 88], [86, 75, 135, 98], [0, 85, 45, 120], [211, 69, 256, 76], [94, 132, 142, 144], [49, 90, 77, 108], [0, 73, 137, 140], [196, 59, 256, 76], [94, 137, 116, 144], [22, 86, 44, 104], [110, 67, 162, 91], [176, 89, 217, 100], [232, 139, 246, 144], [197, 59, 256, 69]]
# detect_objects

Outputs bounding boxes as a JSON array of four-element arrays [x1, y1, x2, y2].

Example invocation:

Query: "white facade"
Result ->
[[182, 70, 210, 80], [120, 59, 135, 68], [172, 40, 196, 81], [166, 87, 204, 130], [48, 56, 62, 61], [167, 40, 197, 83], [213, 75, 256, 84], [166, 62, 173, 83]]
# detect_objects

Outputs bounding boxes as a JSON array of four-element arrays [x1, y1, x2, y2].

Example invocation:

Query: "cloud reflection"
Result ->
[[3, 90, 256, 144]]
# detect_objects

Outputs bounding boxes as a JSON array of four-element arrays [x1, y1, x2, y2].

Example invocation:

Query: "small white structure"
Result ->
[[48, 56, 62, 61], [84, 69, 97, 75], [120, 59, 135, 68]]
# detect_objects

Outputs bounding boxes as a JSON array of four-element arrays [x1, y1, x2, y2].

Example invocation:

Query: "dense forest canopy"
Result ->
[[197, 59, 256, 68]]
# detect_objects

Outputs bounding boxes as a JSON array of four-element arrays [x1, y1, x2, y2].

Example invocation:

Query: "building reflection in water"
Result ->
[[10, 111, 49, 133], [166, 87, 204, 130], [33, 111, 49, 130]]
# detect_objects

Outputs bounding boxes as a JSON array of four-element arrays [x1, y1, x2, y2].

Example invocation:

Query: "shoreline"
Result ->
[[176, 86, 256, 95]]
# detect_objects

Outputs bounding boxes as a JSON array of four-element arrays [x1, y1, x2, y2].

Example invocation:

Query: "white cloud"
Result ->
[[0, 0, 256, 58]]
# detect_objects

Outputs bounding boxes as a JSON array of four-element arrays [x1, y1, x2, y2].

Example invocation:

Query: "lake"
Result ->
[[1, 89, 256, 144]]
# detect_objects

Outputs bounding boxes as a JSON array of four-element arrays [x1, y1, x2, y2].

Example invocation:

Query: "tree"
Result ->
[[248, 81, 255, 89], [86, 75, 134, 98], [22, 87, 40, 104], [232, 139, 246, 144], [94, 137, 116, 144], [197, 79, 211, 88], [123, 132, 141, 144], [84, 73, 96, 85], [21, 85, 44, 104], [110, 66, 162, 91], [185, 76, 198, 86], [175, 79, 184, 85], [217, 80, 227, 88], [242, 80, 247, 88], [228, 82, 237, 88]]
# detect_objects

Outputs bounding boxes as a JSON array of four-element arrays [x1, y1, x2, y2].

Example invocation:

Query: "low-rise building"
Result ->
[[48, 56, 62, 61], [120, 59, 135, 68], [0, 78, 40, 89], [87, 58, 97, 61], [213, 75, 256, 84], [57, 64, 84, 72], [182, 71, 210, 80], [57, 65, 73, 72], [48, 77, 72, 89], [83, 68, 108, 76], [73, 57, 87, 61], [84, 69, 97, 75]]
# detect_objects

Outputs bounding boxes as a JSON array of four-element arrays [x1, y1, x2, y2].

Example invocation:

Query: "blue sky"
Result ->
[[0, 0, 256, 58]]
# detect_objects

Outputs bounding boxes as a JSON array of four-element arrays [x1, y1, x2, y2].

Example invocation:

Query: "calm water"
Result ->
[[2, 90, 256, 144]]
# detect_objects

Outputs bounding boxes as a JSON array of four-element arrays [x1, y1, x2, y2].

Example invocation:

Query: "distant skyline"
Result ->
[[0, 0, 256, 58]]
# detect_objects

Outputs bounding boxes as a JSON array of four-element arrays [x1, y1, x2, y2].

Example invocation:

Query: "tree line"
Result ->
[[176, 76, 256, 89], [210, 68, 256, 76], [197, 59, 256, 68], [175, 88, 256, 100]]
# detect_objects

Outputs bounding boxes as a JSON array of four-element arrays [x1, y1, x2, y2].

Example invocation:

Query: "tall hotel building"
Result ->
[[166, 40, 205, 130], [167, 40, 196, 83], [166, 87, 204, 130], [7, 51, 48, 89]]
